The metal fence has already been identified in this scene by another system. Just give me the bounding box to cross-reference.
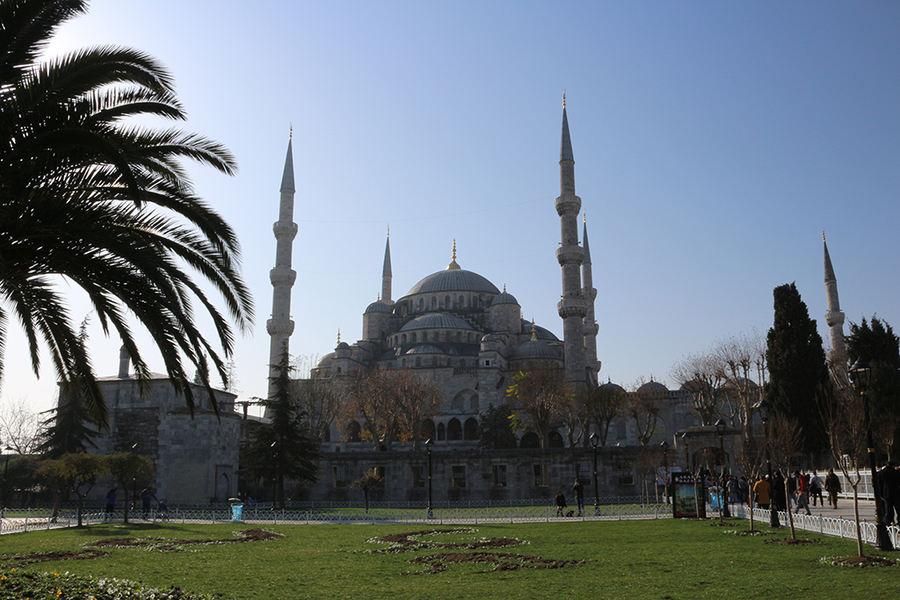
[730,504,899,548]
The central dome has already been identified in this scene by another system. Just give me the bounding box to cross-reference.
[406,269,500,295]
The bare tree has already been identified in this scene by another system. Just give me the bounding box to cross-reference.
[628,379,662,446]
[715,330,767,445]
[579,383,626,447]
[636,445,662,504]
[292,377,346,445]
[819,371,869,557]
[670,353,725,426]
[0,398,41,454]
[558,393,586,448]
[768,414,803,540]
[507,369,570,448]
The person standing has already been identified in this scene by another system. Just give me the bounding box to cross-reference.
[572,479,585,515]
[824,469,841,509]
[555,491,567,517]
[105,489,117,518]
[878,462,900,526]
[140,487,158,519]
[773,471,787,512]
[794,471,810,515]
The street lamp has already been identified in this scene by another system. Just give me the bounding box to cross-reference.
[2,446,14,509]
[715,419,730,519]
[660,440,669,505]
[270,441,280,510]
[425,438,434,519]
[849,358,894,551]
[590,433,599,514]
[757,400,780,528]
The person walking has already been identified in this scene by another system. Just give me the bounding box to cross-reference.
[809,471,824,507]
[555,491,567,517]
[794,471,810,515]
[824,469,841,509]
[753,476,771,510]
[773,471,787,512]
[105,489,117,519]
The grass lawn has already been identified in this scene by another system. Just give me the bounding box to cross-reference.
[0,519,896,599]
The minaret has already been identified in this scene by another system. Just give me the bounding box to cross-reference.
[555,95,588,387]
[382,227,393,305]
[266,134,298,397]
[823,231,847,370]
[582,214,599,383]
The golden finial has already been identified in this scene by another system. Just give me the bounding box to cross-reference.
[562,91,566,108]
[336,329,341,345]
[531,318,537,341]
[377,293,381,301]
[447,239,461,270]
[822,229,826,243]
[503,284,507,293]
[583,212,586,224]
[387,224,390,237]
[289,123,293,140]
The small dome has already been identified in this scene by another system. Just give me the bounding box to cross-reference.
[491,291,518,306]
[512,339,560,360]
[336,342,350,350]
[638,381,668,395]
[406,269,500,295]
[364,301,392,314]
[316,352,337,368]
[400,312,474,331]
[601,381,626,394]
[405,344,444,355]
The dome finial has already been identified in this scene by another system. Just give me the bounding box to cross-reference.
[387,224,390,237]
[503,284,507,293]
[447,239,461,270]
[289,123,293,140]
[562,91,566,108]
[531,318,537,341]
[336,328,341,345]
[822,229,826,243]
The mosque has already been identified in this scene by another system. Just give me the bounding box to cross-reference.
[268,100,601,448]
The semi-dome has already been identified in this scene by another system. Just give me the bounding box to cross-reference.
[406,269,500,296]
[405,344,444,355]
[400,312,474,331]
[512,339,560,360]
[601,381,626,394]
[519,319,559,341]
[364,300,392,314]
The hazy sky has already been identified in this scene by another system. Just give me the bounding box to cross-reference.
[3,0,898,419]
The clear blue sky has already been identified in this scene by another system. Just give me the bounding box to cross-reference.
[4,0,898,418]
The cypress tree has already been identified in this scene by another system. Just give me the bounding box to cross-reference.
[765,283,830,455]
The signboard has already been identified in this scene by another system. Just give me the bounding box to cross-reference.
[672,471,705,519]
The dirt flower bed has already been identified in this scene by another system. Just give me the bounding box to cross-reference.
[1,549,108,569]
[366,528,527,554]
[405,551,585,575]
[86,528,284,552]
[819,555,897,567]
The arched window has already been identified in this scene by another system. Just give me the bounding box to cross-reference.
[401,334,407,344]
[422,332,428,342]
[459,295,465,307]
[464,418,478,440]
[437,422,446,441]
[548,431,564,448]
[444,295,450,308]
[520,432,540,448]
[447,418,463,441]
[411,333,417,343]
[431,296,437,309]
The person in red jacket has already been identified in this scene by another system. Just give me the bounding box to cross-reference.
[794,471,810,515]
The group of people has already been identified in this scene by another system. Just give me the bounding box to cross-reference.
[103,487,163,519]
[751,469,843,512]
[554,479,587,517]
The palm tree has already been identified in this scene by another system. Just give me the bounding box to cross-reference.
[0,0,254,428]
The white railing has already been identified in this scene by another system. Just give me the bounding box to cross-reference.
[731,504,899,547]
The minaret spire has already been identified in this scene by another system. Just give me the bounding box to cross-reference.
[582,213,599,383]
[555,96,587,387]
[267,135,299,397]
[381,226,393,305]
[823,231,847,371]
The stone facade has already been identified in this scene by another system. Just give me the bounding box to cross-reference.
[78,366,241,504]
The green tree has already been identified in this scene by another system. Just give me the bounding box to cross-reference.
[106,452,153,523]
[0,0,254,428]
[38,452,106,526]
[240,348,321,508]
[478,403,518,449]
[351,468,385,515]
[765,283,829,456]
[846,316,900,459]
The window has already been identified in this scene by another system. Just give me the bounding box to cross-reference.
[333,466,348,488]
[615,419,627,440]
[617,461,634,486]
[374,466,386,481]
[452,465,466,488]
[447,418,462,441]
[576,463,591,486]
[533,463,549,487]
[492,464,508,487]
[411,465,425,488]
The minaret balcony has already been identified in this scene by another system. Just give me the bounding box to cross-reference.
[266,318,295,336]
[555,195,581,216]
[556,246,584,266]
[273,222,298,239]
[557,298,587,319]
[269,267,297,286]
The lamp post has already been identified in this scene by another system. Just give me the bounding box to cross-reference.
[590,433,599,514]
[270,441,280,510]
[425,438,434,519]
[849,358,894,551]
[2,446,14,508]
[661,440,669,505]
[716,420,730,519]
[758,400,780,528]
